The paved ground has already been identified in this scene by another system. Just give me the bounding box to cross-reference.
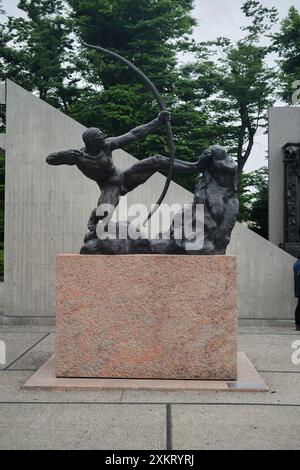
[0,325,300,450]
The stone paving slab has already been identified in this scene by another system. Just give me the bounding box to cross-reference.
[121,371,300,405]
[131,370,300,404]
[171,404,300,450]
[0,371,123,403]
[0,371,299,405]
[238,326,299,336]
[0,326,300,450]
[0,333,49,370]
[0,403,166,449]
[8,334,55,370]
[0,326,55,334]
[238,333,300,372]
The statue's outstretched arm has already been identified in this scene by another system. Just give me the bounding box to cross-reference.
[107,111,170,150]
[46,149,80,166]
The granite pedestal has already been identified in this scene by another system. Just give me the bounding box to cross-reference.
[56,255,237,380]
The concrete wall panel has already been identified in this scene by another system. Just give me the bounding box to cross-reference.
[228,224,296,321]
[0,82,5,104]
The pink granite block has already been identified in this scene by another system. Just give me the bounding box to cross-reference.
[56,255,237,380]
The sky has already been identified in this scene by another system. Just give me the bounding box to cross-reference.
[1,0,298,172]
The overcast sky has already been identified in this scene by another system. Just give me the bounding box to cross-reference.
[1,0,298,171]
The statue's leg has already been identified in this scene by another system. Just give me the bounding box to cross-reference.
[87,207,98,233]
[96,184,122,231]
[84,185,121,242]
[124,154,199,192]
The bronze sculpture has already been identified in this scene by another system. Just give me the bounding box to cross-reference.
[46,111,203,240]
[46,45,239,255]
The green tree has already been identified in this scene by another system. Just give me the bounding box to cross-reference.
[1,0,210,196]
[241,0,278,39]
[67,0,200,170]
[272,6,300,104]
[2,0,79,111]
[240,167,268,238]
[182,0,278,176]
[211,40,276,175]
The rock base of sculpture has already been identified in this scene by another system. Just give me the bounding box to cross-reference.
[56,254,238,380]
[80,220,216,255]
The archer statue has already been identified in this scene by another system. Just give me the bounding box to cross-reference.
[46,110,203,241]
[46,42,239,255]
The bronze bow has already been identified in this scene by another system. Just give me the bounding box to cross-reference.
[82,41,175,225]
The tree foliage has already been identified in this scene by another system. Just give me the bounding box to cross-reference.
[180,1,278,176]
[241,0,278,39]
[1,0,79,110]
[239,167,268,238]
[272,6,300,104]
[66,0,201,169]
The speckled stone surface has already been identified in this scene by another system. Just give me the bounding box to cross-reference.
[56,255,237,380]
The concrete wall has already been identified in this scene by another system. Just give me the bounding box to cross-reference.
[2,81,296,324]
[0,83,5,324]
[269,107,300,247]
[228,224,296,324]
[0,82,5,104]
[0,282,3,315]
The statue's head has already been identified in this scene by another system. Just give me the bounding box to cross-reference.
[83,127,107,155]
[210,145,227,161]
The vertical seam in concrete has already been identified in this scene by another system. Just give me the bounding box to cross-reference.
[166,404,173,450]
